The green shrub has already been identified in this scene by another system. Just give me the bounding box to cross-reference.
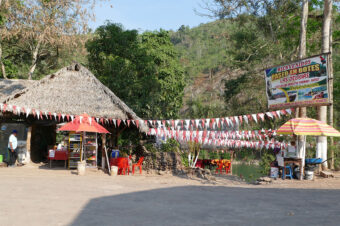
[259,150,275,175]
[161,139,180,152]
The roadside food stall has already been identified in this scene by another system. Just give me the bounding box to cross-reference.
[48,113,109,169]
[276,117,340,180]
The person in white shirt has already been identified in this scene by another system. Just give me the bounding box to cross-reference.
[8,130,18,167]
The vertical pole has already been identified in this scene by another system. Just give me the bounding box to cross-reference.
[297,0,308,179]
[317,0,332,170]
[101,133,106,170]
[26,126,32,164]
[230,151,233,175]
[328,24,334,169]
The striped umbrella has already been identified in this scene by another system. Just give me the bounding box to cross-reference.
[277,118,340,137]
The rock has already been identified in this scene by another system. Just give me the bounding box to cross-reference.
[205,175,216,181]
[255,176,272,185]
[320,171,334,178]
[157,170,165,176]
[204,169,211,175]
[195,168,205,179]
[0,162,7,168]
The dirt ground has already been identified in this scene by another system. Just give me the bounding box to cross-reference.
[1,164,340,226]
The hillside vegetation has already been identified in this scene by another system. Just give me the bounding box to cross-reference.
[170,12,340,128]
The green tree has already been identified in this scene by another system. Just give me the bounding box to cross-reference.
[86,22,186,119]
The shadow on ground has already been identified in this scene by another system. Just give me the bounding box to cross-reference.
[70,186,340,226]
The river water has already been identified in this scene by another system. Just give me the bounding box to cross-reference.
[232,163,264,183]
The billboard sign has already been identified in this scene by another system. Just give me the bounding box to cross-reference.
[265,54,329,110]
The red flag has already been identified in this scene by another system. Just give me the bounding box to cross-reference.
[210,118,215,128]
[272,111,278,118]
[136,120,139,128]
[201,119,205,128]
[117,120,121,127]
[238,116,243,124]
[127,120,131,127]
[49,112,52,120]
[2,104,7,112]
[32,109,36,117]
[57,113,61,121]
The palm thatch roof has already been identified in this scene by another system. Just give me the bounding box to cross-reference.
[0,79,37,102]
[1,63,148,132]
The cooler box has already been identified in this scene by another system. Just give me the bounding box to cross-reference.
[305,158,322,164]
[111,150,119,158]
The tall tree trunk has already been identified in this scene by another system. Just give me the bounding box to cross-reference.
[0,42,8,79]
[317,0,332,170]
[298,0,308,59]
[297,0,308,178]
[28,40,42,80]
[0,0,8,79]
[329,17,334,169]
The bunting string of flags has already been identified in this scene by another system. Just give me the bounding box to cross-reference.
[0,103,293,138]
[148,128,278,141]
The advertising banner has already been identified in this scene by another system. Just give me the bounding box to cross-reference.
[265,54,329,109]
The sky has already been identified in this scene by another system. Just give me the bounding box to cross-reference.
[90,0,213,32]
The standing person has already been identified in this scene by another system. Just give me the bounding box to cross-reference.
[8,130,18,167]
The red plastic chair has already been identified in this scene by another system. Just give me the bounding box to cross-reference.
[111,157,129,175]
[215,161,224,174]
[120,158,130,175]
[132,157,144,175]
[225,162,231,174]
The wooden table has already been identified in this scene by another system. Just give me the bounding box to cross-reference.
[48,150,68,168]
[283,157,303,180]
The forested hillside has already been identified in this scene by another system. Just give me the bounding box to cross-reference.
[170,6,340,128]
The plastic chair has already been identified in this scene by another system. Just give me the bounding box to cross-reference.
[116,158,129,175]
[215,161,224,174]
[224,161,231,174]
[132,157,144,175]
[282,165,293,179]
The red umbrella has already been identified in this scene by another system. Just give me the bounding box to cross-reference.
[58,113,109,134]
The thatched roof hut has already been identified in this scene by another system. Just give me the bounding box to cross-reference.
[1,63,147,132]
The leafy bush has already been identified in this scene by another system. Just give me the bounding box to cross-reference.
[259,150,276,175]
[181,153,189,167]
[161,139,180,153]
[144,143,158,153]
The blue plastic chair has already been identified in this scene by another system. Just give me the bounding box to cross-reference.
[282,166,293,179]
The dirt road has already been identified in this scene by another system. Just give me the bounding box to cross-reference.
[1,165,340,226]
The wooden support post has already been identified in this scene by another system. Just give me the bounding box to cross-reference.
[101,133,106,170]
[230,151,233,175]
[26,126,32,164]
